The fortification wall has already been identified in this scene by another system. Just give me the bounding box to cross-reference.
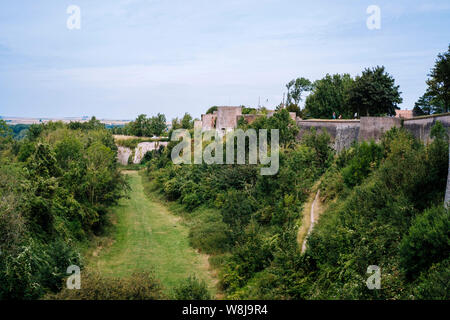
[216,107,242,131]
[117,146,132,165]
[334,123,361,152]
[297,119,360,152]
[133,141,168,164]
[194,120,202,129]
[297,114,450,151]
[403,114,450,143]
[239,114,260,124]
[201,114,216,130]
[359,117,402,142]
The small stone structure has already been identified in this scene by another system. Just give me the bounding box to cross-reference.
[197,106,296,135]
[216,106,243,134]
[201,113,217,131]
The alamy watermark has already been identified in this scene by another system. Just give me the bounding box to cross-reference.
[366,265,381,289]
[67,5,81,30]
[366,5,381,30]
[170,129,279,175]
[66,265,81,289]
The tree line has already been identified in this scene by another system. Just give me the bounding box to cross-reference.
[281,45,449,119]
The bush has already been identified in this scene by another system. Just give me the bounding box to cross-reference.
[50,271,165,300]
[189,209,231,254]
[399,206,449,279]
[341,141,382,187]
[172,275,211,300]
[413,258,449,300]
[319,166,345,201]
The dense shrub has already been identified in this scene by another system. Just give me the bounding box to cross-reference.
[171,275,211,300]
[399,206,450,279]
[189,209,231,254]
[413,258,450,300]
[50,271,165,300]
[0,121,127,299]
[341,141,383,187]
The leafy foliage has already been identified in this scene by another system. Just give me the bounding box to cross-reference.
[49,271,165,300]
[304,73,354,119]
[0,121,127,299]
[347,66,402,117]
[415,45,450,114]
[145,117,448,299]
[172,275,211,300]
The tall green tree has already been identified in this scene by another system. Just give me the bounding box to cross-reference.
[286,77,312,106]
[414,45,450,114]
[149,113,167,136]
[130,114,148,136]
[0,120,12,138]
[180,113,193,130]
[304,73,354,118]
[413,93,435,116]
[347,66,402,117]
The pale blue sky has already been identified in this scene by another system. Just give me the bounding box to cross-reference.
[1,0,449,120]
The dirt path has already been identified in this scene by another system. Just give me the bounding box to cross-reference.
[89,171,216,293]
[300,190,320,253]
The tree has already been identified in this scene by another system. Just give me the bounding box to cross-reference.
[347,66,402,116]
[130,114,148,137]
[286,77,312,106]
[249,109,299,148]
[286,104,301,117]
[413,93,434,116]
[415,45,450,114]
[181,113,193,130]
[85,116,104,130]
[172,275,211,300]
[149,113,167,136]
[304,74,354,118]
[399,206,449,279]
[0,120,12,138]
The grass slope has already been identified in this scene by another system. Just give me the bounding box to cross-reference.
[89,170,215,292]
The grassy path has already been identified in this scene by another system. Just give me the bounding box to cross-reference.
[89,171,215,292]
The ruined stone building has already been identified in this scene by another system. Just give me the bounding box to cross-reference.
[195,106,296,136]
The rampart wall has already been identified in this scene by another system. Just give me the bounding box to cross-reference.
[297,113,450,152]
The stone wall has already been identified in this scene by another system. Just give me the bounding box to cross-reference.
[117,141,169,165]
[133,141,168,164]
[297,114,450,152]
[201,113,216,130]
[358,117,402,142]
[334,123,361,152]
[403,114,450,143]
[194,120,203,129]
[239,114,260,124]
[297,119,360,152]
[117,146,132,165]
[216,107,242,132]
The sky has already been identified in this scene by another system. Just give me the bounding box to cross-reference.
[0,0,449,121]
